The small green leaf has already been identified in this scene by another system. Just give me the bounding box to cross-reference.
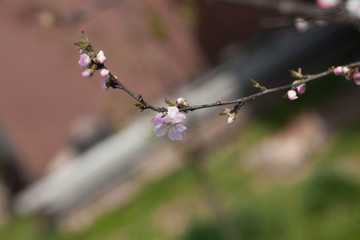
[250,78,261,88]
[164,98,175,107]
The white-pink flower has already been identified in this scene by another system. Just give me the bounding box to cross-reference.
[100,68,110,78]
[346,0,360,19]
[317,0,340,9]
[97,50,107,64]
[151,107,186,141]
[287,89,298,100]
[78,54,91,69]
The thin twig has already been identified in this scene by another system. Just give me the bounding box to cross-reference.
[105,61,360,113]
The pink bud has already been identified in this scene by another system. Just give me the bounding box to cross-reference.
[101,81,108,90]
[355,80,360,85]
[100,68,110,78]
[97,50,106,64]
[176,98,185,105]
[176,97,189,106]
[78,54,91,69]
[287,89,298,100]
[333,66,342,75]
[354,72,360,80]
[297,84,306,95]
[316,0,340,9]
[81,69,93,78]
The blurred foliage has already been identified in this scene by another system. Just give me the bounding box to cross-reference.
[179,0,198,28]
[148,13,168,40]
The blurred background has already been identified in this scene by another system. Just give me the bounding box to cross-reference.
[1,0,360,239]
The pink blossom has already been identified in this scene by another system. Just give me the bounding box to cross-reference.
[297,84,306,95]
[78,54,91,69]
[151,107,186,141]
[316,0,340,9]
[354,72,360,85]
[97,50,107,64]
[81,69,93,78]
[101,81,108,90]
[333,66,343,75]
[100,68,110,78]
[354,72,360,79]
[287,89,298,100]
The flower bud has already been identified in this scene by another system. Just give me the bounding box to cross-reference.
[227,112,235,124]
[354,72,360,80]
[176,97,189,106]
[97,50,106,64]
[333,66,343,75]
[101,81,108,91]
[81,69,94,78]
[287,89,298,100]
[100,68,110,78]
[354,72,360,85]
[297,84,306,95]
[78,54,91,69]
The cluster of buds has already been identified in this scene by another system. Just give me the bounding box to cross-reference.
[220,108,236,124]
[333,66,360,85]
[78,50,107,77]
[76,33,110,90]
[287,80,306,100]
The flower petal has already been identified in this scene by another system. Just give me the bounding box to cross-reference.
[167,107,179,119]
[168,127,184,141]
[175,124,186,132]
[173,112,186,124]
[154,124,168,136]
[151,114,164,125]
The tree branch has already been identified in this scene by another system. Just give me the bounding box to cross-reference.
[104,61,360,113]
[76,33,360,116]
